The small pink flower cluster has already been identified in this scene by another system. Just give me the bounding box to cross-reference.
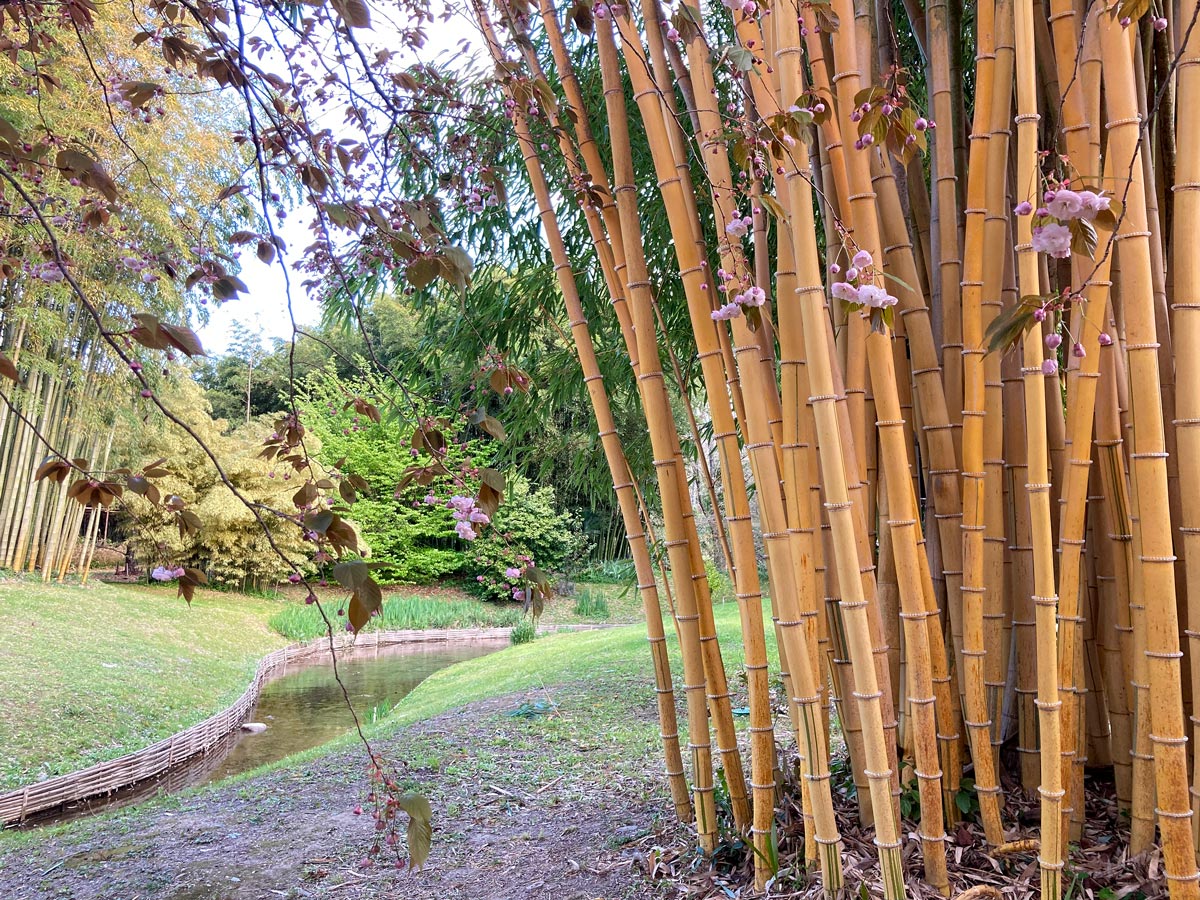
[829,250,897,309]
[725,211,755,239]
[425,494,490,540]
[151,565,186,582]
[711,268,769,321]
[1029,188,1111,259]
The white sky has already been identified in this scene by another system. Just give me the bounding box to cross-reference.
[196,11,486,355]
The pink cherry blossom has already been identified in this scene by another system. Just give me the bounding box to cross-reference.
[831,281,860,303]
[856,284,895,308]
[1077,191,1111,221]
[742,286,767,307]
[852,249,873,269]
[1046,189,1084,220]
[1032,223,1072,259]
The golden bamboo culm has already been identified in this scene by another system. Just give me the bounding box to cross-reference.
[472,0,1200,897]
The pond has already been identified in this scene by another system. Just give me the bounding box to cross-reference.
[22,637,507,826]
[200,639,505,783]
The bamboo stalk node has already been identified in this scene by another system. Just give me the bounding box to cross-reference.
[1165,871,1200,884]
[1154,806,1194,820]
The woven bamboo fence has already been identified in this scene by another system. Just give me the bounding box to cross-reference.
[0,627,516,826]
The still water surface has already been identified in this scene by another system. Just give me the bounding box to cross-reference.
[202,639,504,782]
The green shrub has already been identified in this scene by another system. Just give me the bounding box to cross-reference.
[269,594,524,641]
[464,477,586,603]
[304,369,583,590]
[509,620,537,645]
[705,558,734,603]
[573,586,611,619]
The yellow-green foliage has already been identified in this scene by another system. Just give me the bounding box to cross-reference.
[119,379,316,588]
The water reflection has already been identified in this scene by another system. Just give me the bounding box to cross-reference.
[21,639,505,827]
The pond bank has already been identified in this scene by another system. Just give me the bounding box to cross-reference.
[0,624,695,899]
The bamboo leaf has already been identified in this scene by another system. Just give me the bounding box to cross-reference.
[879,270,915,294]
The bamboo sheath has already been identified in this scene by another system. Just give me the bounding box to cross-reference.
[474,9,692,825]
[1100,11,1199,895]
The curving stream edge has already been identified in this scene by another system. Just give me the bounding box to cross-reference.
[0,627,518,826]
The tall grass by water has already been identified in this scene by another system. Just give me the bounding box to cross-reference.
[572,585,611,619]
[268,594,525,642]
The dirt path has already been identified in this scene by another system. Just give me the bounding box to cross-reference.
[0,687,679,900]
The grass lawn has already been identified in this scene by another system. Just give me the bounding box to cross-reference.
[220,594,777,785]
[0,579,288,791]
[0,571,726,797]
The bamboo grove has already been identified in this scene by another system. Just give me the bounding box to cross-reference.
[466,0,1200,896]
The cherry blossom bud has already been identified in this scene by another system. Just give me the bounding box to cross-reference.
[1014,201,1033,216]
[1072,342,1086,358]
[1041,358,1058,375]
[1098,332,1113,347]
[1045,333,1062,349]
[914,117,928,131]
[1154,17,1168,32]
[1033,308,1046,322]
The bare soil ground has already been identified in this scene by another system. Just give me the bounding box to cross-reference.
[0,689,680,900]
